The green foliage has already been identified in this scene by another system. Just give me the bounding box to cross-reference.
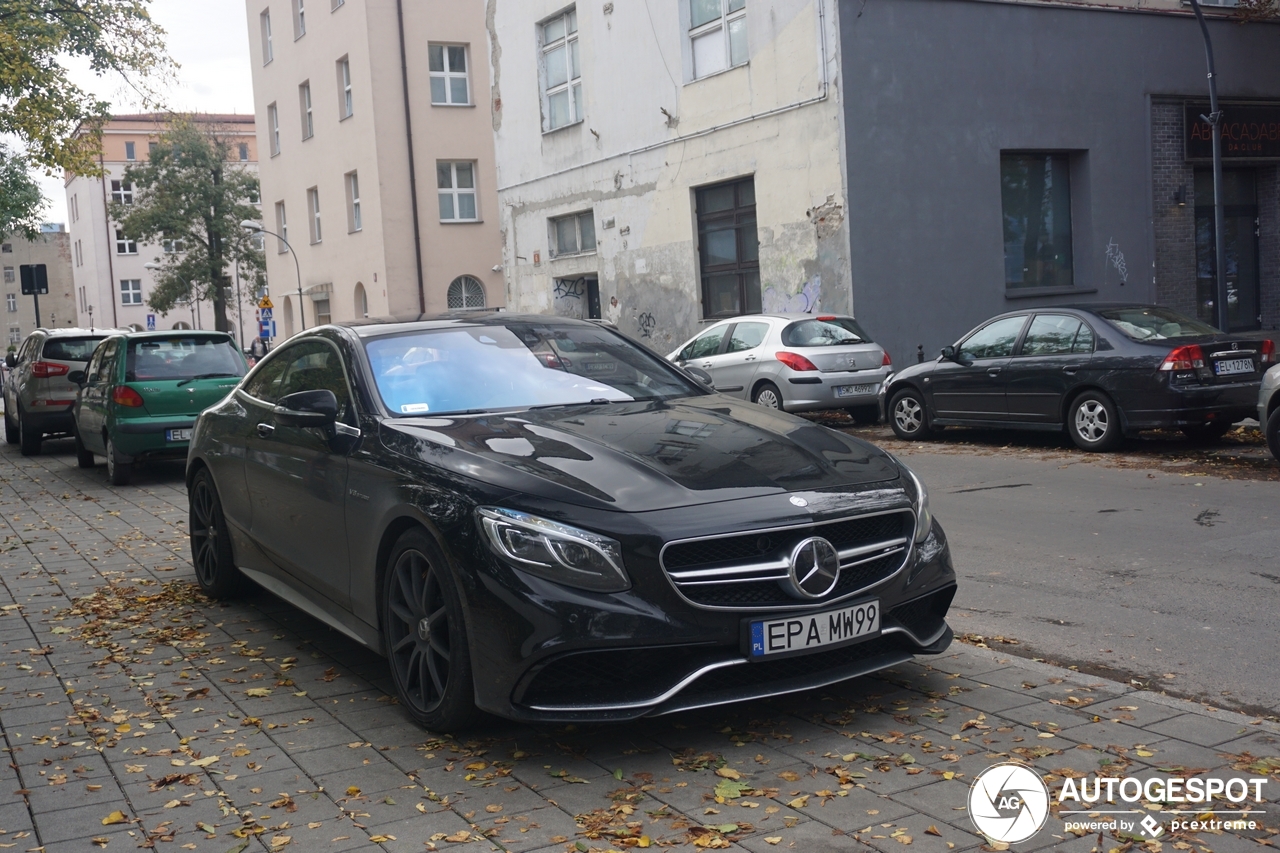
[112,116,264,332]
[0,144,46,240]
[0,0,174,176]
[1234,0,1278,19]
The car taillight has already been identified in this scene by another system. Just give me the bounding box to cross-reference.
[1159,344,1205,372]
[31,361,70,378]
[1262,340,1276,364]
[112,386,145,408]
[882,351,892,367]
[775,351,819,372]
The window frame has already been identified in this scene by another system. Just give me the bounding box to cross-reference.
[268,103,280,155]
[115,229,138,255]
[5,293,15,313]
[238,142,250,161]
[2,266,12,284]
[293,0,306,39]
[337,56,353,118]
[162,235,186,254]
[307,186,322,243]
[687,0,749,81]
[261,8,274,63]
[120,279,143,306]
[1000,151,1076,293]
[696,176,760,320]
[275,201,289,253]
[548,210,596,258]
[345,171,362,233]
[446,275,486,310]
[110,180,133,205]
[436,161,479,223]
[124,141,136,161]
[299,81,314,140]
[538,8,582,132]
[429,43,471,106]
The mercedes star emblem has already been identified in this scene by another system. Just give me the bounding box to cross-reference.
[786,537,841,599]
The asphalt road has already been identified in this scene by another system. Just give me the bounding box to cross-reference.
[874,430,1280,716]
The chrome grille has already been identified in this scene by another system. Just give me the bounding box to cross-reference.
[660,509,913,611]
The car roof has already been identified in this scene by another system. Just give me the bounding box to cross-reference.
[334,311,610,339]
[109,329,234,339]
[36,327,122,337]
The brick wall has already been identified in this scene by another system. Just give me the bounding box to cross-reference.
[1151,100,1200,319]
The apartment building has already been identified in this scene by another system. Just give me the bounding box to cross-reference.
[1,225,78,348]
[63,114,262,339]
[243,0,504,337]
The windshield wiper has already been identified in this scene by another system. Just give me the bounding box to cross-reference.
[176,372,240,388]
[528,398,614,410]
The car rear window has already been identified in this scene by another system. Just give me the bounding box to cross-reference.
[40,337,105,362]
[781,317,871,347]
[1097,307,1220,341]
[126,337,247,382]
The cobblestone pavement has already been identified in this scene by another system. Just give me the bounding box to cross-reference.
[0,438,1277,853]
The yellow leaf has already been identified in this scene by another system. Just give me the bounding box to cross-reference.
[778,770,800,782]
[485,804,502,813]
[345,786,361,797]
[926,825,942,836]
[189,756,219,767]
[763,838,782,846]
[638,837,652,848]
[368,836,395,843]
[164,799,181,809]
[115,723,131,733]
[102,810,128,825]
[443,831,471,842]
[464,761,487,771]
[1135,749,1155,758]
[787,795,809,809]
[1036,732,1055,739]
[270,835,292,849]
[246,687,272,697]
[415,802,427,813]
[893,834,913,844]
[715,767,741,780]
[942,771,955,780]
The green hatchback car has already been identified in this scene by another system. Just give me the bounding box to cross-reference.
[70,331,248,485]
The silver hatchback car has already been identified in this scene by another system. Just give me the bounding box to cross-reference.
[5,327,116,455]
[668,313,892,422]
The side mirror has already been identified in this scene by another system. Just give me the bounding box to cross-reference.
[940,345,956,361]
[274,389,339,428]
[4,354,16,369]
[686,366,715,388]
[68,370,86,386]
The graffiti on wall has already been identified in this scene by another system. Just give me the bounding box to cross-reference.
[762,275,821,314]
[1105,238,1129,284]
[636,312,657,339]
[553,277,586,300]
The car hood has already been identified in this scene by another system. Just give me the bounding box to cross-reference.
[379,396,901,512]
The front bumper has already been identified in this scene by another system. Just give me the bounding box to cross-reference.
[781,369,891,413]
[455,491,957,723]
[1120,380,1261,431]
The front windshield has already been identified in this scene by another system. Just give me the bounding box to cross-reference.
[126,337,247,382]
[365,323,702,416]
[1096,307,1220,341]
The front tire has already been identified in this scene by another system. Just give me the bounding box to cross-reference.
[1067,391,1122,452]
[188,468,246,599]
[105,436,132,485]
[889,388,932,440]
[753,381,783,410]
[847,404,880,426]
[74,425,95,468]
[4,405,17,445]
[1266,407,1280,462]
[18,405,40,456]
[381,528,475,731]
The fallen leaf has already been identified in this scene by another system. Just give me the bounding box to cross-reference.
[189,756,218,767]
[367,835,395,843]
[715,767,741,780]
[270,835,292,849]
[763,839,782,846]
[345,786,361,797]
[101,810,128,825]
[926,825,942,836]
[444,831,471,842]
[245,687,272,697]
[484,804,502,813]
[786,795,809,809]
[778,770,800,782]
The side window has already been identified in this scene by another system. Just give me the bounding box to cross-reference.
[1020,315,1082,357]
[1073,323,1095,354]
[681,326,728,361]
[958,316,1026,361]
[727,322,768,353]
[18,335,37,363]
[84,347,103,384]
[95,341,118,383]
[242,348,294,404]
[275,340,355,421]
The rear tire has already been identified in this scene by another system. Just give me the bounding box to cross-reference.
[1266,408,1280,463]
[1180,421,1232,443]
[752,381,783,410]
[381,528,475,732]
[74,425,95,469]
[17,405,40,456]
[105,436,132,486]
[889,388,932,440]
[188,468,246,599]
[4,405,17,445]
[847,404,880,426]
[1067,391,1122,452]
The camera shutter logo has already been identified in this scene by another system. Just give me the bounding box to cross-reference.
[968,762,1050,844]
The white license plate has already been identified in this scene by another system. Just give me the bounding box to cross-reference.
[166,428,192,442]
[835,384,878,398]
[749,600,880,658]
[1214,358,1253,377]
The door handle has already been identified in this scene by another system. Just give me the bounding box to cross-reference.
[744,355,756,361]
[987,368,1002,376]
[1061,367,1078,376]
[256,423,275,438]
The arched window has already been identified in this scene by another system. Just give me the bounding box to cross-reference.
[282,295,294,338]
[354,282,368,318]
[172,321,192,330]
[127,323,145,332]
[447,275,485,310]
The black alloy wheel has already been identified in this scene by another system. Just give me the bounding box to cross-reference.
[382,529,474,731]
[1067,390,1122,452]
[188,469,246,599]
[889,388,932,440]
[1180,421,1232,443]
[17,405,40,456]
[753,381,783,410]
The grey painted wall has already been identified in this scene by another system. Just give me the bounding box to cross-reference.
[838,0,1280,365]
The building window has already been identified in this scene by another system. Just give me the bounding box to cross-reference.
[2,267,12,284]
[337,56,353,118]
[447,275,486,310]
[125,141,136,161]
[148,141,158,156]
[162,235,185,253]
[238,142,249,161]
[247,185,260,205]
[307,187,322,243]
[120,279,143,305]
[268,103,280,155]
[437,162,477,222]
[115,230,138,255]
[275,201,288,253]
[5,293,15,312]
[8,327,20,345]
[689,0,748,80]
[354,281,368,317]
[332,0,344,8]
[261,8,273,63]
[70,195,78,222]
[429,44,470,105]
[313,297,331,325]
[549,211,596,257]
[1000,152,1074,291]
[293,0,306,38]
[0,244,9,253]
[74,240,82,266]
[110,180,133,205]
[299,82,314,139]
[696,177,759,318]
[539,8,581,131]
[346,171,362,232]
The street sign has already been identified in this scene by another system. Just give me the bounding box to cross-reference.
[146,314,156,330]
[259,307,273,321]
[259,319,276,339]
[19,265,48,296]
[258,296,274,309]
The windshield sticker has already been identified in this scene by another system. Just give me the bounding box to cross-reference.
[401,403,431,413]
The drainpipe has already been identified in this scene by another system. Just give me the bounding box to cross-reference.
[395,0,427,314]
[1188,0,1229,332]
[98,152,120,329]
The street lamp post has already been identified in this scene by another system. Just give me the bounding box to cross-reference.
[143,263,198,329]
[1187,0,1230,332]
[241,220,305,333]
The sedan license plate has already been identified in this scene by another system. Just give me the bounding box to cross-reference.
[166,428,192,442]
[1214,358,1254,377]
[835,383,878,398]
[748,600,879,659]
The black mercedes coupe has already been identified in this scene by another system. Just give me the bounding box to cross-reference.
[186,314,956,730]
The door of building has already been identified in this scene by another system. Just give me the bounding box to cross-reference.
[1195,169,1260,332]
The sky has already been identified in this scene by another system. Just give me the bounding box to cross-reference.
[35,0,255,225]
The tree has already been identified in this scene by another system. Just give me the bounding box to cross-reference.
[112,117,264,333]
[0,0,173,176]
[0,145,46,240]
[1235,0,1278,19]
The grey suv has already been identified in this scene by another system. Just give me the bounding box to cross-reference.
[1261,363,1280,461]
[5,328,115,455]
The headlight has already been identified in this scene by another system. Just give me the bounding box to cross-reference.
[477,507,631,593]
[904,465,932,543]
